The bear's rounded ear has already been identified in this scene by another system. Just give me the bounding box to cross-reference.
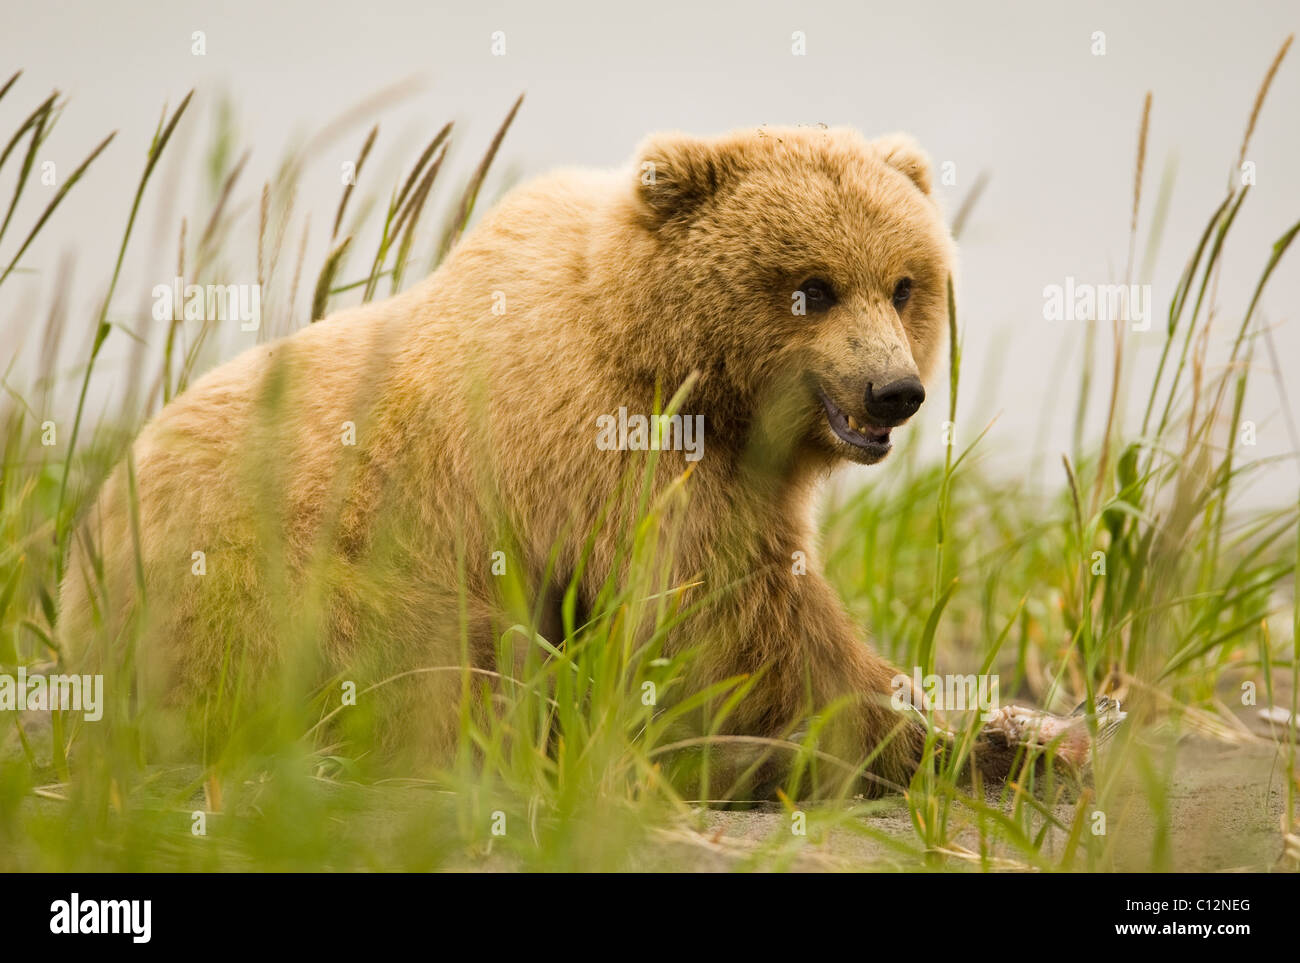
[872,133,933,195]
[633,132,727,228]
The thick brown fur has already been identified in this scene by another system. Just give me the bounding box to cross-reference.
[59,125,955,792]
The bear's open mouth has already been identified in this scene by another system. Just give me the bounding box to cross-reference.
[819,390,892,454]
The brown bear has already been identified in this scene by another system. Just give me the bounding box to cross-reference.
[58,125,1093,793]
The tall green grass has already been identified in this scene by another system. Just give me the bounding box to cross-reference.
[0,41,1297,871]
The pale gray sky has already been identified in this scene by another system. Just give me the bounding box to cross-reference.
[4,0,1298,502]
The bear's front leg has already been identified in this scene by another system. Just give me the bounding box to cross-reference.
[679,565,926,799]
[676,562,1125,800]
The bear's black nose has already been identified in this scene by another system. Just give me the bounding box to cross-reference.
[864,376,925,425]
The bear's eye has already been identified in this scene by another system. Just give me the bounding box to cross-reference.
[892,278,913,310]
[797,278,837,313]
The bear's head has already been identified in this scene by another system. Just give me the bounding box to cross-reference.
[631,125,954,467]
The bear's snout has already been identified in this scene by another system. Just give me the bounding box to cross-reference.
[864,376,925,426]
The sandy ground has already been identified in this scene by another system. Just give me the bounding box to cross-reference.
[638,711,1297,872]
[6,698,1295,872]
